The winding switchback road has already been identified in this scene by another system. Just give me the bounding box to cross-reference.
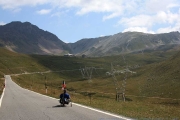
[0,75,131,120]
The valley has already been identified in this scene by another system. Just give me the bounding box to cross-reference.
[0,47,180,119]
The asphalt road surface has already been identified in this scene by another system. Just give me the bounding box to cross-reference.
[0,75,131,120]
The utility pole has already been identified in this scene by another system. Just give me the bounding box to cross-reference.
[111,63,122,101]
[122,55,128,102]
[111,54,128,102]
[45,76,48,94]
[31,74,34,90]
[80,67,93,80]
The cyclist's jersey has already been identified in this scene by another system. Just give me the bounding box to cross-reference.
[60,93,70,99]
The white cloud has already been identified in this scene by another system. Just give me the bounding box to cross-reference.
[167,3,180,9]
[51,12,61,17]
[0,0,180,34]
[145,0,179,13]
[150,10,180,25]
[37,9,51,15]
[0,0,123,20]
[1,0,179,20]
[50,0,141,20]
[157,19,180,33]
[119,10,180,28]
[157,27,175,33]
[166,11,179,24]
[58,0,124,20]
[119,4,180,33]
[122,27,155,34]
[103,12,121,21]
[100,35,105,37]
[156,11,167,23]
[0,21,6,25]
[0,0,50,10]
[119,15,153,27]
[12,8,21,13]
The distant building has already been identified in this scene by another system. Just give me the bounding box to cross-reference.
[82,54,86,58]
[64,53,75,57]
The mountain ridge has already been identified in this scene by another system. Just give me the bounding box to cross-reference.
[0,21,180,56]
[0,21,71,55]
[69,31,180,56]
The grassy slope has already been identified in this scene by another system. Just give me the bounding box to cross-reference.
[126,51,180,99]
[0,47,48,96]
[0,78,4,96]
[143,51,180,98]
[0,48,48,77]
[1,47,180,119]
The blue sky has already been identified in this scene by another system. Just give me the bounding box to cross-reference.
[0,0,180,43]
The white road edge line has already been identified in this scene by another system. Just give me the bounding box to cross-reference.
[0,76,6,108]
[8,75,132,120]
[0,88,5,108]
[72,103,131,120]
[24,89,131,120]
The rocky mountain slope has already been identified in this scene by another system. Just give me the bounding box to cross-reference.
[69,32,180,56]
[0,21,180,56]
[0,21,70,55]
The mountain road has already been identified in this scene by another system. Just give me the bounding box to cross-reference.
[0,75,131,120]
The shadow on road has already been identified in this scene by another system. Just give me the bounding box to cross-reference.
[52,105,70,108]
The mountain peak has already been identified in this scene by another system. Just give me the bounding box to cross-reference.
[0,21,70,55]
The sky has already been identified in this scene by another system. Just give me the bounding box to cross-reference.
[0,0,180,43]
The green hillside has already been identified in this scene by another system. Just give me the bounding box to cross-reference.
[140,51,180,98]
[0,48,48,78]
[1,47,180,119]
